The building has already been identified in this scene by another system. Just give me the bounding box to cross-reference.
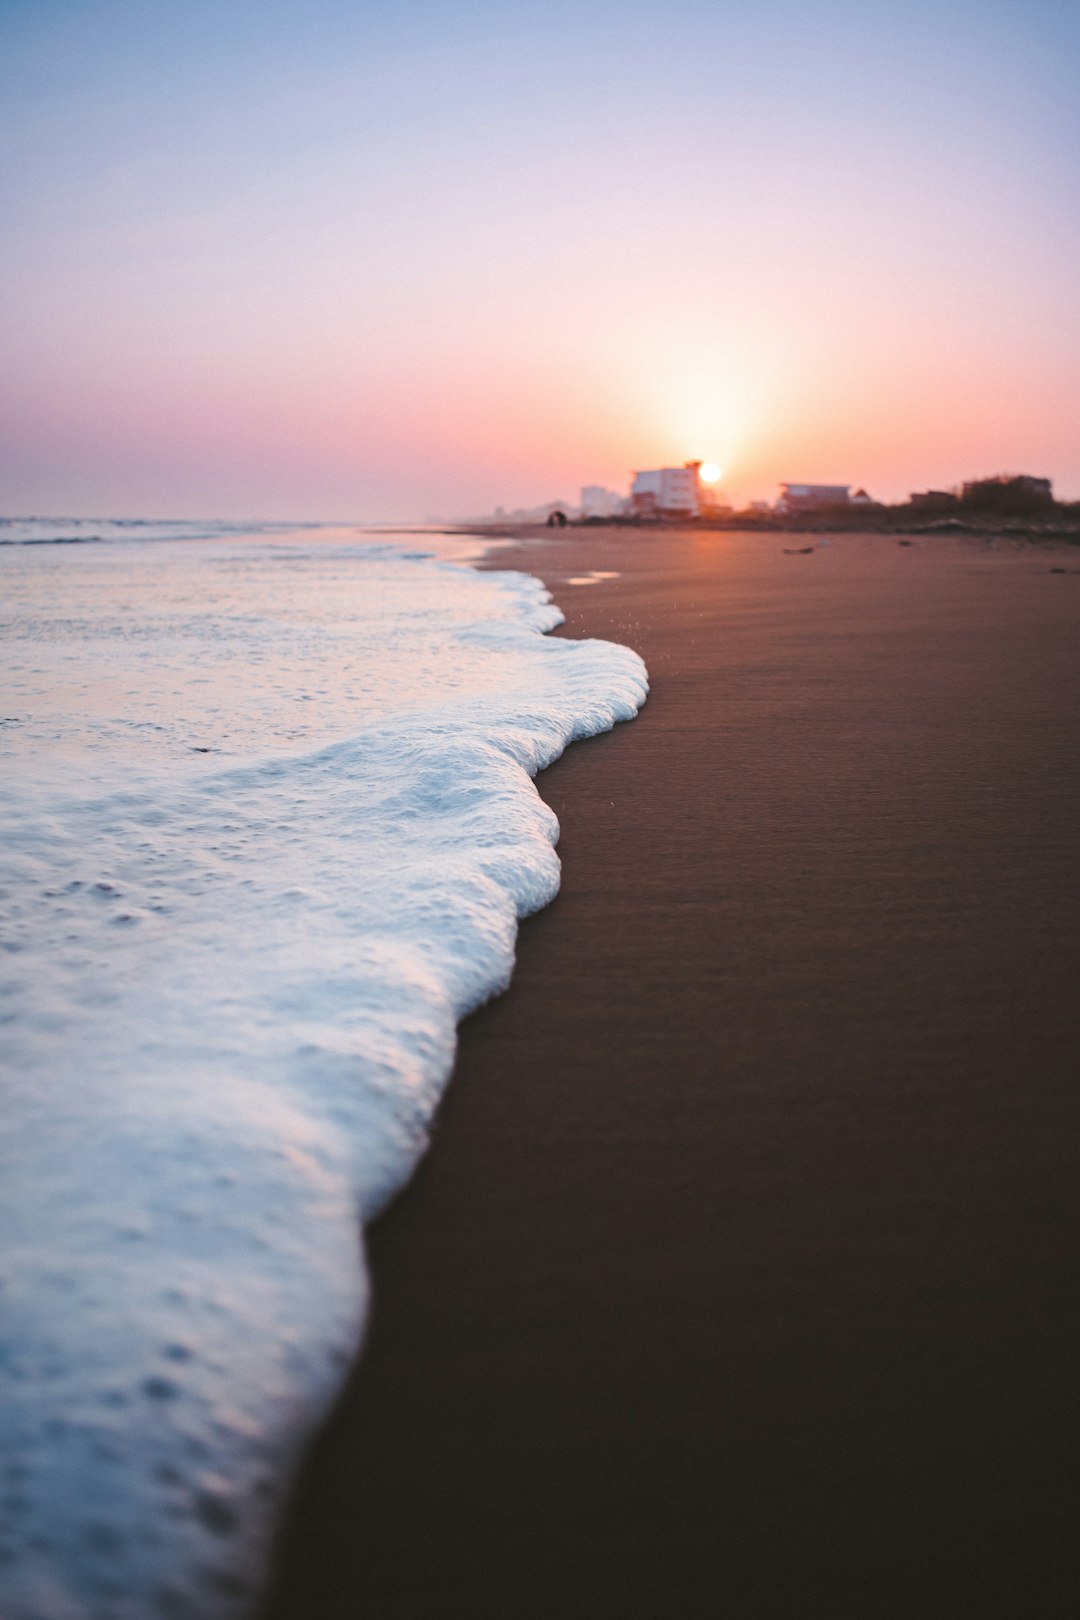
[909,490,957,508]
[777,483,851,512]
[579,485,625,519]
[961,474,1052,501]
[631,464,701,517]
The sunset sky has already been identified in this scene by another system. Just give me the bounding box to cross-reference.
[2,0,1078,520]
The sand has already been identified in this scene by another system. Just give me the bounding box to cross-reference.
[261,529,1080,1618]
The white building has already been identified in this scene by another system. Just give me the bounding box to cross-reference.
[579,485,625,518]
[631,464,700,516]
[777,483,851,512]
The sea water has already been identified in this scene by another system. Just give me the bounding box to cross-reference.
[0,522,647,1618]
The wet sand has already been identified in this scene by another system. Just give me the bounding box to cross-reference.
[262,530,1080,1618]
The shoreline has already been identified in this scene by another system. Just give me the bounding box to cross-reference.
[262,528,1080,1617]
[450,514,1080,544]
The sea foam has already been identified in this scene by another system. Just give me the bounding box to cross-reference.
[0,527,647,1618]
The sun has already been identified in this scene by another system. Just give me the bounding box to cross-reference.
[698,461,723,484]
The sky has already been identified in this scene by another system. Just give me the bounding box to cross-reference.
[1,0,1078,519]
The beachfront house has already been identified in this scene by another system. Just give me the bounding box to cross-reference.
[961,474,1053,501]
[776,483,851,513]
[580,485,626,519]
[631,464,701,517]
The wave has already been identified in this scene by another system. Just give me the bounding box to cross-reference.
[0,531,647,1617]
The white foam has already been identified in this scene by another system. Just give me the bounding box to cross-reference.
[0,529,647,1617]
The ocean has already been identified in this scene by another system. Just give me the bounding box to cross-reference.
[0,520,648,1618]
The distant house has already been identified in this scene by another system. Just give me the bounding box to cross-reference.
[579,485,625,519]
[961,474,1052,501]
[777,483,851,512]
[910,490,957,508]
[850,488,876,506]
[631,464,700,517]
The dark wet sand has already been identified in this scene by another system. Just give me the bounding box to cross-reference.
[263,530,1080,1618]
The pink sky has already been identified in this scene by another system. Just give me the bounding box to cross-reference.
[2,1,1078,518]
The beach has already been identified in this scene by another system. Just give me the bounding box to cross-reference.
[262,528,1080,1618]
